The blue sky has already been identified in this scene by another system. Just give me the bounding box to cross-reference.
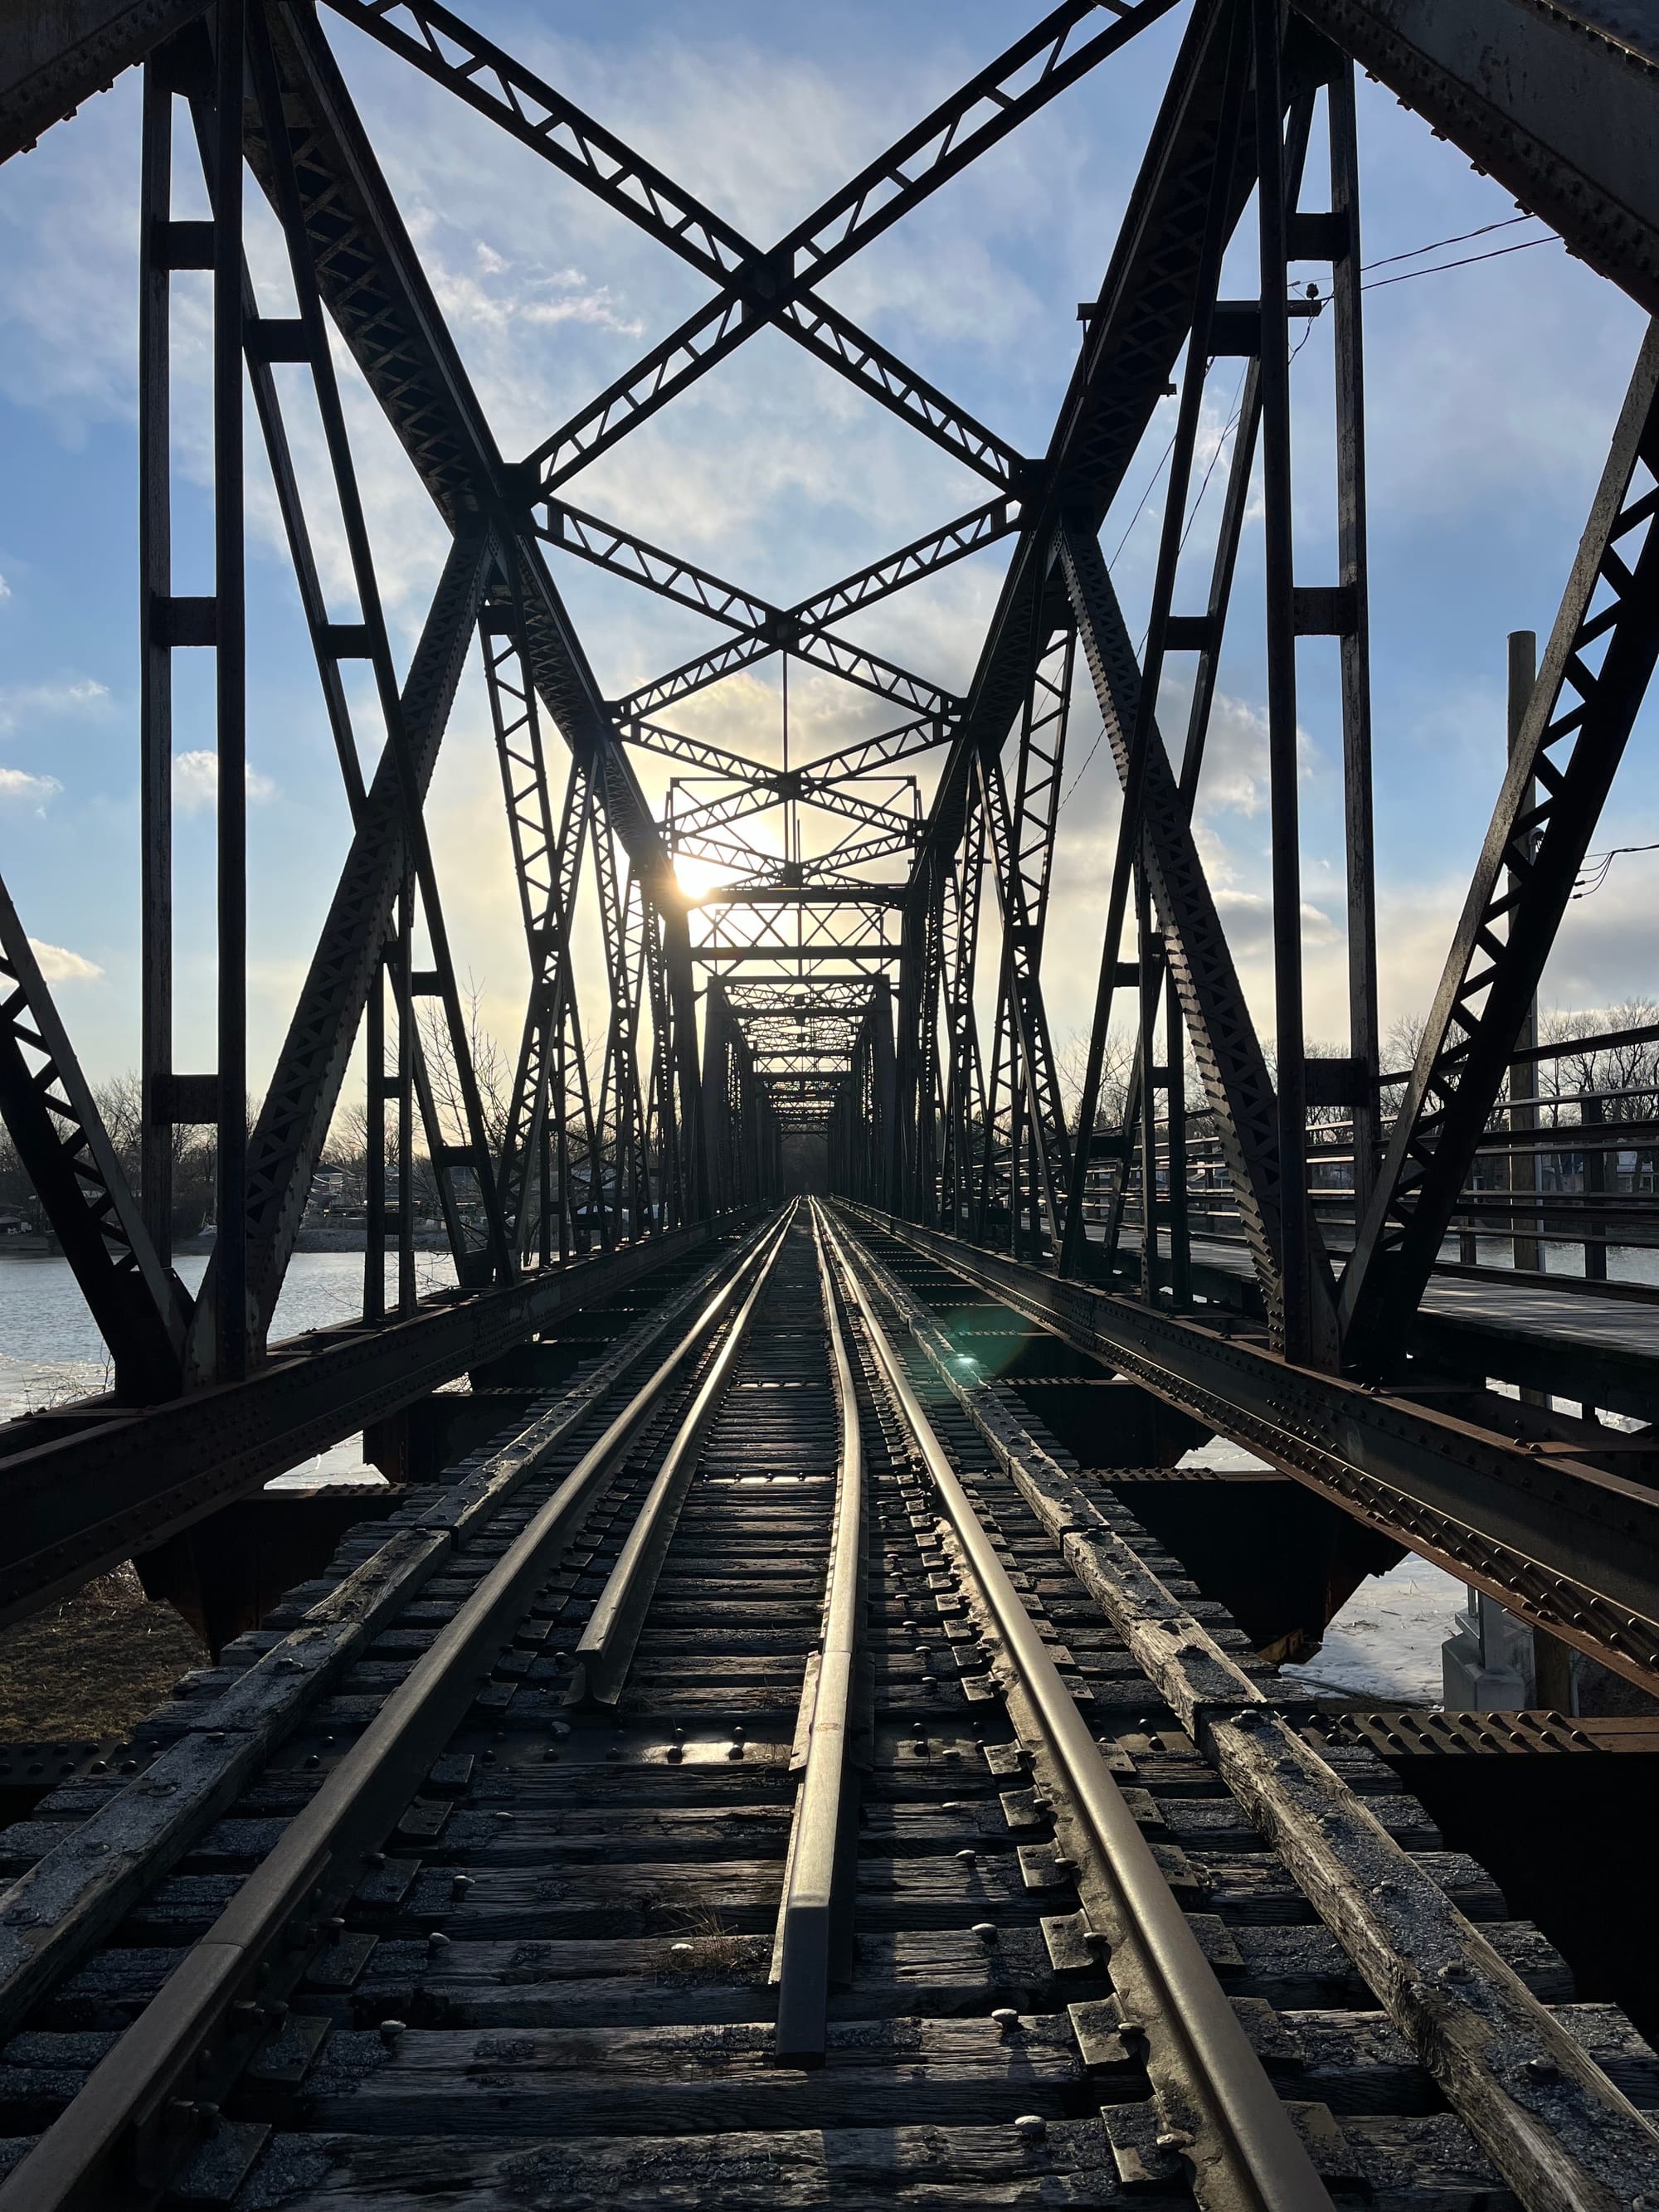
[0,0,1652,1106]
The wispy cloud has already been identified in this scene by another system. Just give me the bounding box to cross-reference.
[28,937,101,982]
[416,233,645,341]
[0,767,62,805]
[173,751,280,815]
[0,676,109,733]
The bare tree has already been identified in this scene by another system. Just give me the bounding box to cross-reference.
[1540,999,1659,1122]
[1055,1026,1135,1131]
[418,977,513,1156]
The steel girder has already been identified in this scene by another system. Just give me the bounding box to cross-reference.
[321,0,1044,491]
[6,0,1659,1651]
[542,503,965,728]
[18,0,1659,316]
[1340,325,1659,1373]
[1291,0,1659,317]
[847,1202,1659,1702]
[484,0,1180,493]
[0,0,212,163]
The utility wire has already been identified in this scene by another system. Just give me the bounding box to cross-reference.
[1362,232,1559,291]
[1108,420,1182,564]
[1574,840,1659,898]
[1359,211,1538,274]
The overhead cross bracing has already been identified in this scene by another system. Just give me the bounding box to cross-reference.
[2,0,1659,1737]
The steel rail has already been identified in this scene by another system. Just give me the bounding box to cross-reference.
[771,1202,867,2065]
[841,1205,1659,2212]
[0,1209,789,2212]
[567,1203,798,1705]
[817,1207,1335,2212]
[846,1201,1659,1687]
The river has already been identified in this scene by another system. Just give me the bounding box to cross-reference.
[0,1250,459,1483]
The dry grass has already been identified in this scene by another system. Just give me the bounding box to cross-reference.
[657,1907,771,1986]
[0,1565,205,1740]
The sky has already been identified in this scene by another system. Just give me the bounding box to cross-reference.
[0,0,1652,1117]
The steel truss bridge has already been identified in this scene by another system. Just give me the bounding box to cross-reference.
[2,0,1659,1710]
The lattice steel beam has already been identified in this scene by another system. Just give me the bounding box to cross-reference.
[516,1,1177,489]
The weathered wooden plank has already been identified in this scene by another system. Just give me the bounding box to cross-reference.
[236,2117,1161,2208]
[1196,1851,1506,1926]
[297,2015,1097,2136]
[406,1853,1048,1940]
[345,1928,1082,2029]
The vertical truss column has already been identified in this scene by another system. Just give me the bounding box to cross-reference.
[212,0,249,1379]
[1254,0,1313,1360]
[139,55,175,1270]
[589,790,650,1241]
[1328,55,1380,1223]
[938,786,988,1232]
[241,10,509,1298]
[481,590,602,1262]
[643,902,681,1232]
[976,623,1076,1257]
[893,862,936,1221]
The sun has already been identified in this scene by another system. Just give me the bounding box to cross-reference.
[672,854,733,902]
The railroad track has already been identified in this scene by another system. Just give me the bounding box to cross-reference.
[0,1202,1655,2210]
